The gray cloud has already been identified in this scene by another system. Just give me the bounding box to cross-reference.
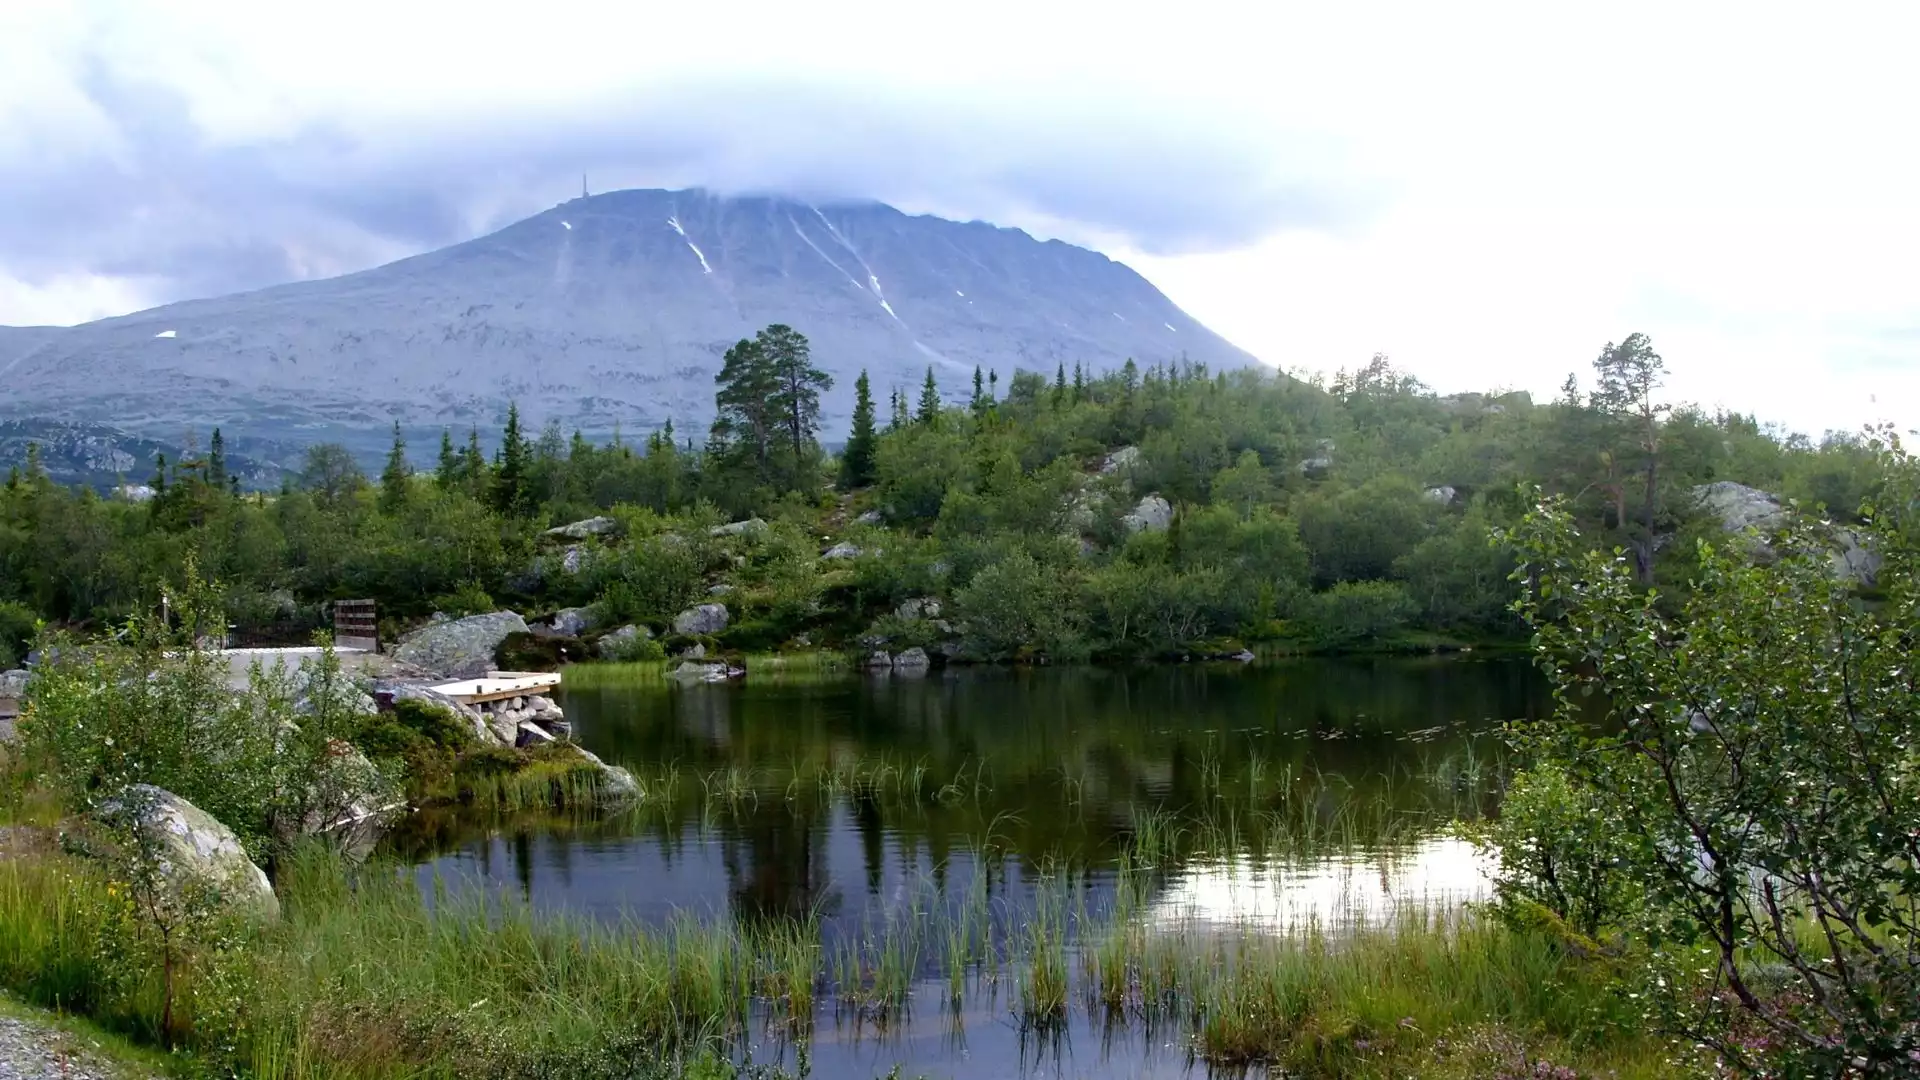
[0,64,1377,320]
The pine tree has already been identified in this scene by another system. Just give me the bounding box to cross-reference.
[917,368,941,425]
[1053,363,1067,410]
[493,402,530,515]
[712,336,780,479]
[379,421,411,514]
[762,324,832,477]
[840,369,878,489]
[207,428,228,491]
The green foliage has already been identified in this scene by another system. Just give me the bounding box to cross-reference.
[1293,581,1415,648]
[431,579,496,618]
[953,551,1084,661]
[1501,439,1920,1075]
[1469,763,1633,938]
[494,631,586,672]
[0,599,37,669]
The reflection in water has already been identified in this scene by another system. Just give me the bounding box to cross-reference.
[1147,838,1494,934]
[390,657,1546,1079]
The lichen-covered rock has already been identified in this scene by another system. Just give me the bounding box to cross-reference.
[1123,495,1173,533]
[822,541,862,560]
[545,516,618,541]
[1834,528,1884,587]
[393,611,529,679]
[670,660,732,683]
[1424,485,1458,505]
[543,607,595,638]
[1692,482,1789,535]
[1100,445,1142,476]
[855,509,885,525]
[710,518,769,539]
[93,785,278,919]
[897,597,942,620]
[707,583,734,596]
[288,666,378,719]
[866,650,893,668]
[1297,438,1336,477]
[571,748,639,799]
[560,546,586,575]
[893,646,931,670]
[672,603,730,635]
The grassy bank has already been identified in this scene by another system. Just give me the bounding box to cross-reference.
[0,832,1691,1080]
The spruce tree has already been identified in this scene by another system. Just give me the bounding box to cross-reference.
[970,366,985,414]
[1072,362,1086,404]
[1053,364,1067,410]
[988,368,999,403]
[840,369,878,489]
[207,428,228,491]
[493,402,530,515]
[462,428,487,499]
[379,421,411,514]
[436,429,458,489]
[917,368,941,425]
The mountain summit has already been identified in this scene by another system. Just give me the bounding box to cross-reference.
[0,188,1255,449]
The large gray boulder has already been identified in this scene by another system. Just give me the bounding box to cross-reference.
[542,607,595,638]
[672,603,730,636]
[821,541,863,560]
[1424,485,1458,505]
[570,747,639,800]
[545,516,618,541]
[93,785,278,919]
[1692,482,1789,535]
[1123,494,1174,533]
[893,646,931,670]
[392,611,529,679]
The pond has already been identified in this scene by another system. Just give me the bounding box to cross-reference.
[394,655,1548,1078]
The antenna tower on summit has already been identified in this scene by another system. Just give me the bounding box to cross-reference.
[582,174,589,199]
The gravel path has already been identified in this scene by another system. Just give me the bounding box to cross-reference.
[0,1010,154,1080]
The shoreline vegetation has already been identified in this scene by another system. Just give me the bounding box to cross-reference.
[0,333,1888,676]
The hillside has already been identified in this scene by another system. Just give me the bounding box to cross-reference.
[0,189,1254,455]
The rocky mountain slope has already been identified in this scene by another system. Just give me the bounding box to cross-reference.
[0,419,297,492]
[0,189,1256,454]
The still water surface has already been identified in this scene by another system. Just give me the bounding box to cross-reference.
[397,656,1547,1078]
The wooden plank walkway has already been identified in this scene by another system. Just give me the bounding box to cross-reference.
[426,670,562,706]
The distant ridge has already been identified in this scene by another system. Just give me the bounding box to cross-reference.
[0,188,1256,452]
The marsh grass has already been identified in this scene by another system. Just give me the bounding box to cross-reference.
[0,838,1686,1080]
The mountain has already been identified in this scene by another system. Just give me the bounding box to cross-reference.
[0,188,1256,454]
[0,419,298,492]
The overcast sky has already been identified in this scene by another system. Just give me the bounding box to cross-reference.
[3,1,1916,437]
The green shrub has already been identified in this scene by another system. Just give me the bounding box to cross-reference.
[0,600,36,669]
[1293,581,1415,648]
[430,579,496,618]
[494,631,586,672]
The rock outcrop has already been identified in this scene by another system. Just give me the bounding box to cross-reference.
[392,611,529,679]
[1692,482,1789,535]
[1123,495,1174,533]
[374,680,494,744]
[710,518,769,539]
[893,646,932,670]
[545,516,618,540]
[1100,446,1142,477]
[897,597,942,620]
[1424,485,1458,505]
[93,785,279,919]
[822,541,863,560]
[672,604,730,635]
